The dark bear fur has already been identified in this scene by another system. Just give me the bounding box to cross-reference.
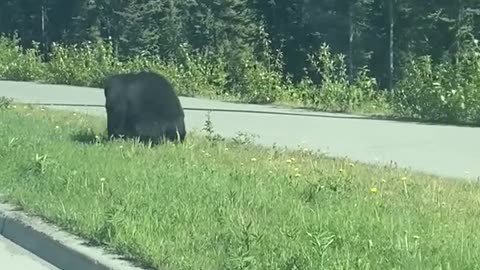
[103,71,186,145]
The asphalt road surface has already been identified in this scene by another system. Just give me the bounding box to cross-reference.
[0,235,59,270]
[1,79,480,180]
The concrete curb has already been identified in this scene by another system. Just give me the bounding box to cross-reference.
[0,201,146,270]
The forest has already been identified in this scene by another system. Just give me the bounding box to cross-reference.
[1,0,480,124]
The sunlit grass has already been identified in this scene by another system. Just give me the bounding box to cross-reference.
[1,104,479,270]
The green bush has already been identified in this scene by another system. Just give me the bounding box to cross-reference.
[392,37,480,124]
[0,34,44,81]
[287,44,384,113]
[0,33,383,114]
[44,40,123,87]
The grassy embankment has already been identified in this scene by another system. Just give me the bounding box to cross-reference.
[1,99,479,270]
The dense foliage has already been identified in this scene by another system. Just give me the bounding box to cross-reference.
[1,0,480,124]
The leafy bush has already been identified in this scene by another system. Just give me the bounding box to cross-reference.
[0,34,44,81]
[288,44,383,112]
[392,36,480,124]
[0,33,383,114]
[44,40,123,87]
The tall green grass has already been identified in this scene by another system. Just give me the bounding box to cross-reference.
[1,104,480,270]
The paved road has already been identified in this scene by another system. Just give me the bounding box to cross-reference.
[0,235,59,270]
[1,79,480,180]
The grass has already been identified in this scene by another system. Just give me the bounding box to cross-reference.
[1,104,480,270]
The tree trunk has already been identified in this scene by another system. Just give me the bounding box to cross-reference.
[388,0,394,91]
[348,1,354,84]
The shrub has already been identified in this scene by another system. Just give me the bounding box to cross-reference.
[0,34,44,81]
[291,43,382,112]
[0,34,383,115]
[45,40,123,87]
[392,36,480,124]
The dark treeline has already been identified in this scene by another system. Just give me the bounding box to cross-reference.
[1,0,480,90]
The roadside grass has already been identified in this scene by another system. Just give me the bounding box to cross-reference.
[1,105,480,270]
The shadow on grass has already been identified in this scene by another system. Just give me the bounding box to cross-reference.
[69,129,183,149]
[69,130,108,145]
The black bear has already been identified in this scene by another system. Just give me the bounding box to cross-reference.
[103,71,186,145]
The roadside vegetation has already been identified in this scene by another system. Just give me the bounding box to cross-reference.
[2,32,480,126]
[3,2,480,126]
[0,34,388,115]
[1,102,480,270]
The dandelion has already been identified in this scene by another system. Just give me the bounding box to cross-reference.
[251,157,257,162]
[55,125,60,129]
[401,176,407,181]
[370,187,378,194]
[294,173,302,177]
[224,147,229,151]
[286,159,292,163]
